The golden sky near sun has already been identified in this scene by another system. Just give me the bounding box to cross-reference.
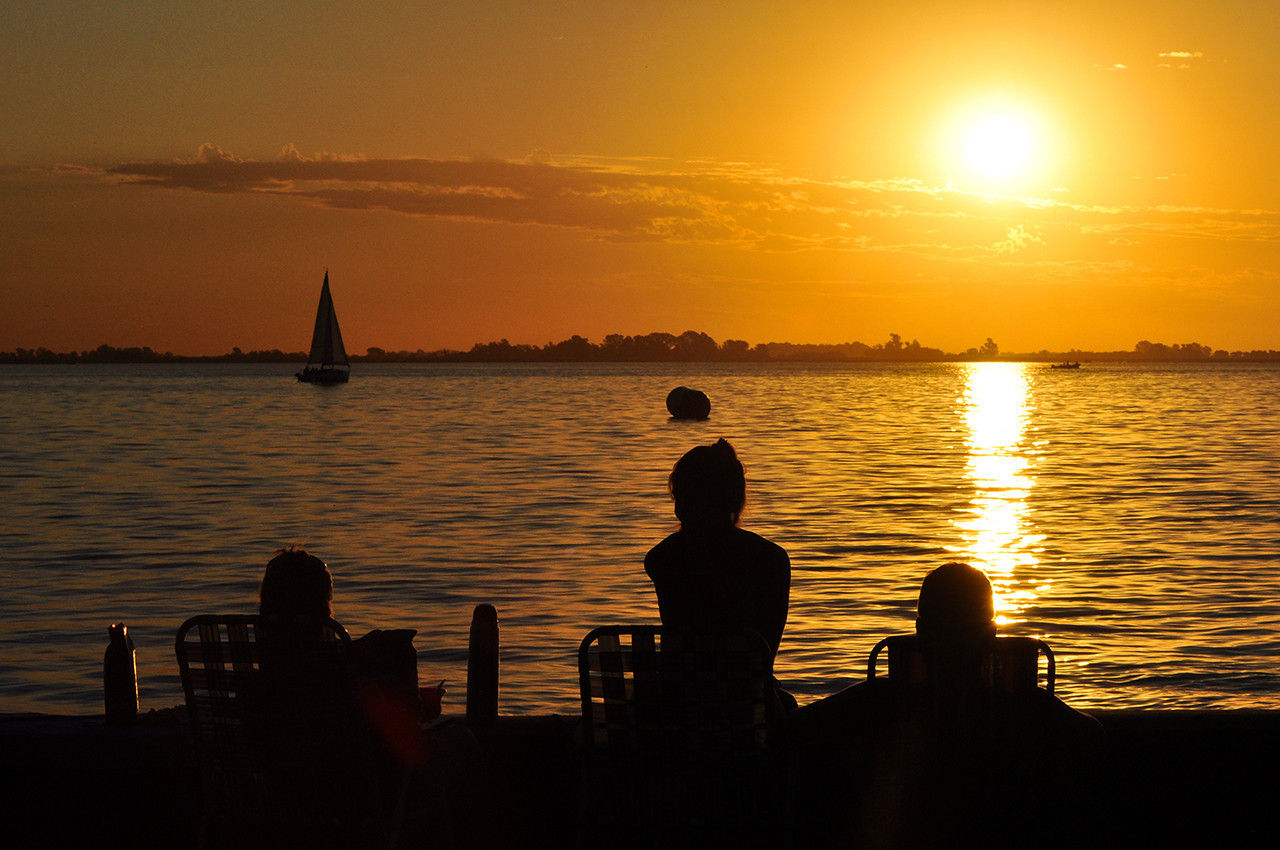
[2,1,1278,355]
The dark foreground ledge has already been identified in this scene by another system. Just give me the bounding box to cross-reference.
[4,708,1278,848]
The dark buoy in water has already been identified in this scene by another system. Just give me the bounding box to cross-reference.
[666,386,711,420]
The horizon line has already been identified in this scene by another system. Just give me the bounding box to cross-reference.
[4,335,1280,365]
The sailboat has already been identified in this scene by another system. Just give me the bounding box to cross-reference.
[296,271,351,383]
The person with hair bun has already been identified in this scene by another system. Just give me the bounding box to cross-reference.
[645,439,793,704]
[259,545,335,619]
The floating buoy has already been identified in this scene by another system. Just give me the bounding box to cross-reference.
[666,386,711,420]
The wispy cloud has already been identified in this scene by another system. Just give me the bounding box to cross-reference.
[994,225,1045,254]
[1158,49,1206,69]
[1099,51,1207,72]
[95,146,1280,259]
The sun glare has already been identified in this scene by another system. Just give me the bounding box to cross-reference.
[939,98,1051,189]
[964,116,1032,179]
[950,363,1044,624]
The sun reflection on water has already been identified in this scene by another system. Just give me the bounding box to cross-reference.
[950,363,1045,624]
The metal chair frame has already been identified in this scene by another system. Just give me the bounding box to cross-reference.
[576,625,785,849]
[867,633,1056,694]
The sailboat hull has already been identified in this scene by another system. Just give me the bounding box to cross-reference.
[296,366,350,384]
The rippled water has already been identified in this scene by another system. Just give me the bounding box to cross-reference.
[1,361,1277,715]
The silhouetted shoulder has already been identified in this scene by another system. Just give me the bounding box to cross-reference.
[734,527,789,563]
[643,532,682,575]
[644,528,789,579]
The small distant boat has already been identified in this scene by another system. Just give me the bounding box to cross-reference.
[296,271,350,384]
[1050,361,1081,369]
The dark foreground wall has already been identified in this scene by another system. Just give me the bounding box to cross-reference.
[3,708,1277,848]
[1,709,196,850]
[1089,709,1280,847]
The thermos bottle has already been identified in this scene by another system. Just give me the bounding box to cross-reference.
[104,622,138,726]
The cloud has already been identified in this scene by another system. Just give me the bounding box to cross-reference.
[993,225,1044,254]
[101,145,1280,258]
[276,143,368,164]
[194,143,241,164]
[277,144,307,163]
[1157,50,1205,70]
[1101,51,1204,72]
[107,145,951,246]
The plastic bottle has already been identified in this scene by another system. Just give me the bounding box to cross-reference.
[466,604,499,725]
[104,622,138,727]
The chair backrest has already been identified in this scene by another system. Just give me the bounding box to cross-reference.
[865,633,1057,799]
[579,625,772,752]
[857,635,1069,846]
[576,625,780,848]
[175,614,384,848]
[867,633,1055,695]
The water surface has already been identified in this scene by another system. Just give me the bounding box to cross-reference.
[1,361,1277,715]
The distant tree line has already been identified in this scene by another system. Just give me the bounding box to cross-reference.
[3,334,1279,364]
[0,344,306,364]
[361,331,951,362]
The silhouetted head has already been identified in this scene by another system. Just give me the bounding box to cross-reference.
[259,546,333,619]
[668,438,747,529]
[915,562,997,642]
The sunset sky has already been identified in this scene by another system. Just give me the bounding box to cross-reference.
[4,1,1279,356]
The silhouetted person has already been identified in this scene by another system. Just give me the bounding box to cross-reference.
[790,562,1102,849]
[244,548,384,847]
[259,546,423,733]
[258,545,335,619]
[257,546,493,849]
[645,438,794,710]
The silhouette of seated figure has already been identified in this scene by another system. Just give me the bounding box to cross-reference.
[644,438,795,712]
[254,547,493,850]
[258,546,423,749]
[252,550,413,793]
[789,562,1102,849]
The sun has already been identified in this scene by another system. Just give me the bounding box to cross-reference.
[964,115,1033,179]
[937,98,1052,189]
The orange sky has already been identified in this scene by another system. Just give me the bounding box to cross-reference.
[3,2,1278,355]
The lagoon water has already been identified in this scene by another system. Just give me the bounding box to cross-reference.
[2,361,1278,716]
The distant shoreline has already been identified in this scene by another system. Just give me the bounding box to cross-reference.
[4,334,1279,364]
